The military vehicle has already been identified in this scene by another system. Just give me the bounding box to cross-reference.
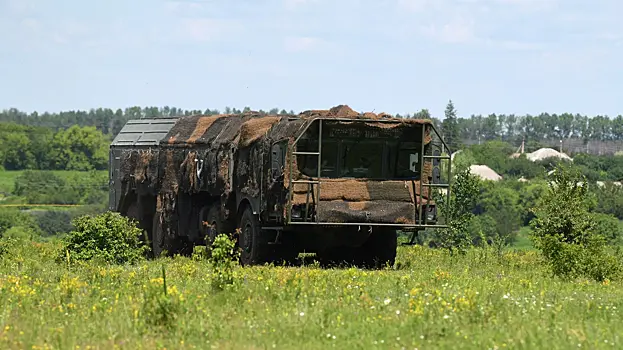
[109,105,451,268]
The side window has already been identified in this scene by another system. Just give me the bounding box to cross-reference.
[409,152,419,172]
[271,143,284,179]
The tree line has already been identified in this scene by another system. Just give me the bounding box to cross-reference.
[0,106,295,136]
[2,103,623,144]
[0,123,107,171]
[1,101,623,171]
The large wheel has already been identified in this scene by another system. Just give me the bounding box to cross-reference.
[125,199,152,248]
[151,214,192,258]
[363,228,397,269]
[271,232,300,266]
[317,246,360,268]
[202,205,234,247]
[152,214,165,257]
[238,206,270,266]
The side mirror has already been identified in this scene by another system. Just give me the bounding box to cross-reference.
[271,143,284,180]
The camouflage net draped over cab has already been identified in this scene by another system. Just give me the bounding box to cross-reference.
[290,105,436,225]
[117,105,437,230]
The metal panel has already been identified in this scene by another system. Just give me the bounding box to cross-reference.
[111,118,178,147]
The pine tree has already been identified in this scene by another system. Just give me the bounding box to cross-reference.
[442,100,461,151]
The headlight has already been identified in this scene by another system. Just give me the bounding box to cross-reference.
[426,205,436,221]
[291,207,301,218]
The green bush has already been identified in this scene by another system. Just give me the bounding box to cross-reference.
[0,209,40,238]
[12,170,107,206]
[32,205,106,237]
[141,266,183,330]
[60,211,148,265]
[591,212,623,245]
[468,214,497,245]
[475,181,521,245]
[435,168,481,254]
[2,225,38,241]
[33,210,73,236]
[209,233,239,290]
[530,164,622,281]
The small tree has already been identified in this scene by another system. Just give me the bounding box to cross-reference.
[442,100,461,151]
[209,233,240,290]
[436,168,480,255]
[530,164,621,281]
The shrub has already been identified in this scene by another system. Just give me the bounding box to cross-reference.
[0,209,40,238]
[141,266,183,330]
[2,226,38,240]
[13,170,76,204]
[435,168,480,255]
[530,164,622,281]
[60,211,148,265]
[209,233,239,290]
[33,210,73,236]
[591,212,623,245]
[475,181,521,245]
[12,170,107,206]
[468,214,497,246]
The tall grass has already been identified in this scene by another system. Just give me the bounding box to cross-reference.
[0,238,620,349]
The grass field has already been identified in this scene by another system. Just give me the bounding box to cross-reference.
[0,239,620,349]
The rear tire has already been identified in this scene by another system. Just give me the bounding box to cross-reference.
[238,207,270,266]
[363,228,397,269]
[201,206,221,248]
[152,215,165,257]
[151,214,192,258]
[317,246,359,268]
[272,233,299,266]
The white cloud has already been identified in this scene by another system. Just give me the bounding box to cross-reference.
[283,36,327,52]
[20,18,40,32]
[421,17,477,44]
[490,0,557,11]
[164,1,205,13]
[4,0,36,14]
[283,0,319,10]
[176,18,240,42]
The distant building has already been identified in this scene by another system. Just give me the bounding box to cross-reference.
[469,164,502,181]
[525,148,572,162]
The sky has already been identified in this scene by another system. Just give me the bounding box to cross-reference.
[0,0,621,119]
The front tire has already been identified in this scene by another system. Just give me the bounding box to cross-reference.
[238,207,269,266]
[201,205,221,248]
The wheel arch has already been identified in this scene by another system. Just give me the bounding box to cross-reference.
[236,196,259,222]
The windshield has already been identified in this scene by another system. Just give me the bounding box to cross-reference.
[297,139,423,180]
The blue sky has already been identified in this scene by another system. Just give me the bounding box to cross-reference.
[0,0,621,119]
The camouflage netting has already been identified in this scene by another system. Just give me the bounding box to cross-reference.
[288,105,436,225]
[118,105,436,228]
[317,200,418,224]
[119,149,159,185]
